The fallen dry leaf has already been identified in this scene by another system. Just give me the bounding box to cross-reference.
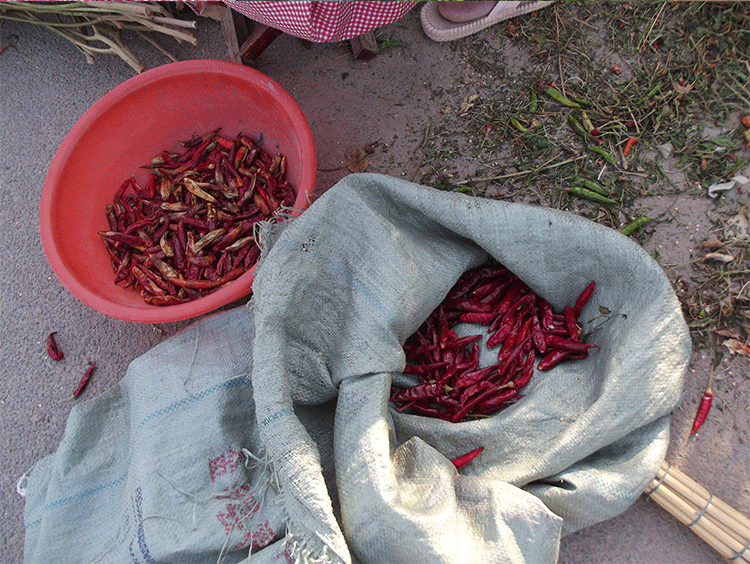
[697,239,725,250]
[459,94,480,115]
[347,147,370,173]
[702,252,734,264]
[724,338,750,357]
[673,80,693,94]
[716,328,742,340]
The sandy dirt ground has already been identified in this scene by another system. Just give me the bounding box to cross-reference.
[0,3,748,563]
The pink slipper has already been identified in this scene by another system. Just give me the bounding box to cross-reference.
[421,1,554,42]
[438,2,497,23]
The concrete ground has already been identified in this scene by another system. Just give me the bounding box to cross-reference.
[0,4,746,563]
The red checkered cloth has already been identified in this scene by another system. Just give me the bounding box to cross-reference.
[222,1,418,42]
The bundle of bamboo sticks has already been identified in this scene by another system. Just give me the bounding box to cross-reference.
[645,460,750,563]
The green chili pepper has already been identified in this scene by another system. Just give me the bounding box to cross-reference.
[580,111,598,135]
[510,117,529,133]
[572,176,610,196]
[529,90,539,113]
[523,134,553,149]
[568,115,589,139]
[645,84,662,100]
[587,146,616,165]
[622,216,651,236]
[546,86,582,108]
[569,186,619,206]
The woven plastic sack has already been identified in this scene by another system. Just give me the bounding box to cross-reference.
[249,173,690,563]
[19,307,299,563]
[20,173,690,564]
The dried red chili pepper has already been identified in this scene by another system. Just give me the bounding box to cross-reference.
[514,350,536,388]
[476,385,519,411]
[100,129,295,306]
[623,136,638,156]
[573,281,596,317]
[531,314,547,354]
[392,260,599,421]
[453,364,498,392]
[451,446,484,469]
[691,353,720,435]
[459,379,495,404]
[449,385,500,423]
[487,315,513,347]
[540,300,555,331]
[471,280,500,299]
[46,332,64,361]
[537,349,587,371]
[409,403,446,418]
[444,333,483,349]
[391,382,450,403]
[691,389,713,435]
[458,311,496,324]
[564,305,580,342]
[73,362,96,398]
[543,334,599,353]
[494,279,523,317]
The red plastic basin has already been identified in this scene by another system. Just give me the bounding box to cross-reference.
[40,60,316,323]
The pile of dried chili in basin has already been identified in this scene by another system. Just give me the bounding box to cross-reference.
[99,128,296,306]
[392,261,598,422]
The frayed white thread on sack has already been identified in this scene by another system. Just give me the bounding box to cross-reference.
[241,447,281,495]
[282,530,333,564]
[269,505,340,563]
[217,446,282,564]
[253,204,302,259]
[16,472,29,497]
[217,520,236,564]
[181,322,202,396]
[238,447,340,564]
[155,468,205,530]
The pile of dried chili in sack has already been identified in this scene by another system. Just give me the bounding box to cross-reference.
[98,129,295,306]
[392,260,598,422]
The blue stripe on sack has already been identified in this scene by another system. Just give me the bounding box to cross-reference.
[259,407,292,428]
[26,376,251,525]
[42,472,128,512]
[135,375,249,433]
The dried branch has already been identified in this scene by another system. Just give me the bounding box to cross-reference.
[0,1,198,72]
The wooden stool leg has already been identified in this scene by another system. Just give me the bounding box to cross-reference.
[350,31,379,60]
[221,7,250,64]
[221,8,282,64]
[239,24,284,61]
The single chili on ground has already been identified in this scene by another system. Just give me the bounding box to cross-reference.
[73,362,96,398]
[46,332,64,361]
